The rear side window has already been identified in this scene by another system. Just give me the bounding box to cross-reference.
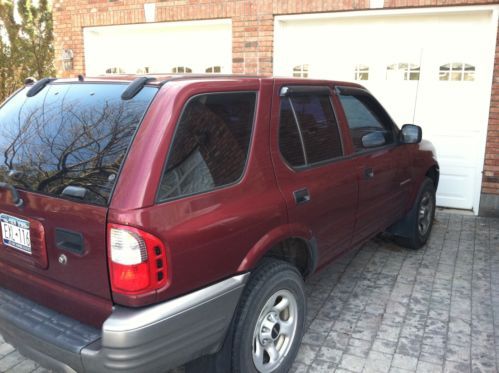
[0,83,157,206]
[279,91,342,168]
[157,92,256,201]
[338,91,395,152]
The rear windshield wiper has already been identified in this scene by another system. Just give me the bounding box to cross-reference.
[0,182,24,207]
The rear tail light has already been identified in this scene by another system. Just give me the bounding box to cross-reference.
[107,224,167,295]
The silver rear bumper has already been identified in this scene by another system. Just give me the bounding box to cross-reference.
[0,273,249,372]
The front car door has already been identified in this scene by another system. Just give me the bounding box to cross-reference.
[270,82,358,266]
[335,86,411,246]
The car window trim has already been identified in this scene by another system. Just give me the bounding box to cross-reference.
[278,86,345,172]
[286,96,309,165]
[155,90,259,204]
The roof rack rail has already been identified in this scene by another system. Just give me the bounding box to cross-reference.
[157,73,265,86]
[121,77,156,100]
[26,77,56,97]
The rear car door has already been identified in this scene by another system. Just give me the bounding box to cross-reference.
[271,83,358,265]
[335,87,411,246]
[0,82,157,325]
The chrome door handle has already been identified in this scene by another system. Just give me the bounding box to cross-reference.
[364,167,374,179]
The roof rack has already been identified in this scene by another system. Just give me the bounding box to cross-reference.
[26,77,56,97]
[121,77,156,100]
[158,74,264,86]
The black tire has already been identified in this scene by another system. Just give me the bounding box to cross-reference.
[230,258,306,373]
[394,177,436,250]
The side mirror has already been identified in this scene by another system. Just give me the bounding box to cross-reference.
[361,131,386,148]
[400,124,422,144]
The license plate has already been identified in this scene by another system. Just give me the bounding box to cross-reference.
[0,214,31,254]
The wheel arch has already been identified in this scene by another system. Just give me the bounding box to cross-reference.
[425,164,440,190]
[237,224,318,278]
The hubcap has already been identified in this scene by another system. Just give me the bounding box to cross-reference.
[418,191,434,236]
[252,289,298,373]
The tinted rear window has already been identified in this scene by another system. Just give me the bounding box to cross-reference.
[0,83,157,206]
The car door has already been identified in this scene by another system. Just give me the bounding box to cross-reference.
[335,86,411,246]
[270,83,358,265]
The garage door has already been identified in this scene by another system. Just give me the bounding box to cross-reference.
[274,9,497,212]
[84,19,232,76]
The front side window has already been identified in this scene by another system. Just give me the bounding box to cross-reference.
[386,63,420,81]
[0,83,157,205]
[439,63,475,81]
[338,90,395,152]
[158,92,256,201]
[279,90,343,168]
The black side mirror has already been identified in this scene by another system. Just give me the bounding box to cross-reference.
[400,124,422,144]
[361,131,386,148]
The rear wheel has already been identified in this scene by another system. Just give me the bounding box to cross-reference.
[231,259,306,373]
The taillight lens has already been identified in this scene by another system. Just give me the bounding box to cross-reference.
[108,224,168,295]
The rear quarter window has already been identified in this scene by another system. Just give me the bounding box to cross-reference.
[157,92,256,201]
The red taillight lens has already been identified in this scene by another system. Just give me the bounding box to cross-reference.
[108,224,167,295]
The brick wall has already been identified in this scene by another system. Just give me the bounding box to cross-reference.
[52,0,499,211]
[480,26,499,215]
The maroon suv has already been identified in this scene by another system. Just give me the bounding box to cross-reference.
[0,75,438,373]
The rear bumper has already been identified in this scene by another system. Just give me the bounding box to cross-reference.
[0,273,249,372]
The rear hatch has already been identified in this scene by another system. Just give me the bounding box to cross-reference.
[0,81,157,324]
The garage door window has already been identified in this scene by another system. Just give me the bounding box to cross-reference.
[105,67,124,74]
[386,63,420,81]
[157,92,256,201]
[293,65,309,78]
[439,63,475,81]
[172,66,192,73]
[206,66,222,73]
[354,64,369,81]
[338,90,395,152]
[279,92,343,168]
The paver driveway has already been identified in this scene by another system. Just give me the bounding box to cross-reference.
[0,211,498,373]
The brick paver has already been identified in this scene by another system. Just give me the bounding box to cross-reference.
[0,211,497,373]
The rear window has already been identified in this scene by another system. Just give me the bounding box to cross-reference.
[0,83,157,206]
[157,92,256,201]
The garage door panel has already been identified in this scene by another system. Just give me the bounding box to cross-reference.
[437,167,475,209]
[274,11,496,212]
[84,20,232,76]
[425,133,480,167]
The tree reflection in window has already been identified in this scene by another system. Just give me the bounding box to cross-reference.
[293,64,309,78]
[354,64,369,81]
[439,63,475,81]
[386,63,420,81]
[0,84,157,205]
[172,66,193,73]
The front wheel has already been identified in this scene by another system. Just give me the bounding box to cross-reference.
[395,177,436,249]
[231,259,306,373]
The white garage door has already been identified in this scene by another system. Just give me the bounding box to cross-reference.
[274,8,498,212]
[84,19,232,76]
